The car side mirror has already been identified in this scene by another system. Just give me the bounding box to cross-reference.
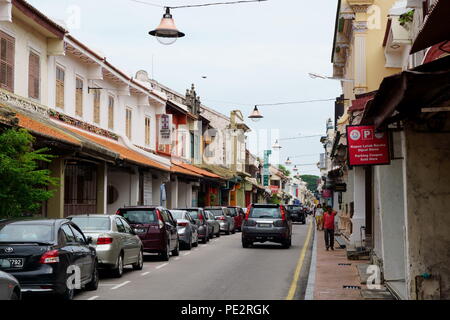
[87,236,93,244]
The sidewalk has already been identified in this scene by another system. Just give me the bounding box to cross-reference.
[312,229,367,300]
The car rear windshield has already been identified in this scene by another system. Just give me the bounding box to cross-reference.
[70,217,111,231]
[185,210,199,219]
[249,207,281,219]
[0,224,54,243]
[208,209,224,216]
[120,210,157,224]
[170,211,185,220]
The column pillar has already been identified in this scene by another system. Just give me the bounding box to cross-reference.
[47,158,65,218]
[350,166,366,249]
[96,162,107,214]
[171,175,178,209]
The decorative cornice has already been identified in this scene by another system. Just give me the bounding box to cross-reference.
[0,89,48,116]
[352,21,368,33]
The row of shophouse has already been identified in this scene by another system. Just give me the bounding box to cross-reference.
[0,0,308,220]
[317,0,450,300]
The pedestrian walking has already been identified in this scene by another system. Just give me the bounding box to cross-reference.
[315,204,324,231]
[323,206,337,251]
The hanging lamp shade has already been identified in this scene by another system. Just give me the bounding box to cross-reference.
[285,157,292,165]
[293,165,298,172]
[149,8,185,45]
[248,105,263,122]
[272,139,281,149]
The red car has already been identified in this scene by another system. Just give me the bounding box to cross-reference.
[227,206,245,232]
[116,206,179,261]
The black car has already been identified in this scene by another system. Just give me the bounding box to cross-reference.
[0,219,99,300]
[242,204,292,248]
[286,205,306,224]
[176,208,210,244]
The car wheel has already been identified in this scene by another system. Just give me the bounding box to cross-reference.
[10,290,20,300]
[59,284,75,300]
[231,227,236,234]
[186,236,192,250]
[242,239,251,248]
[86,261,99,291]
[193,236,199,247]
[226,226,231,235]
[172,239,180,256]
[216,229,221,237]
[132,249,144,270]
[160,243,170,261]
[112,253,124,278]
[282,238,292,249]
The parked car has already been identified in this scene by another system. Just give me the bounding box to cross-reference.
[176,208,210,244]
[68,214,144,277]
[286,205,306,224]
[116,206,179,261]
[205,207,235,235]
[242,204,292,248]
[0,219,99,300]
[227,206,245,232]
[169,210,199,250]
[204,211,221,238]
[0,271,21,300]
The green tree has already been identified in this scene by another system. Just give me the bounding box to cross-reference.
[0,128,58,218]
[278,164,291,177]
[300,175,320,192]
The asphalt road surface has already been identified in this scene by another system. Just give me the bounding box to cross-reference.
[75,219,314,300]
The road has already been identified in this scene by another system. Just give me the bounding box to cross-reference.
[75,219,314,300]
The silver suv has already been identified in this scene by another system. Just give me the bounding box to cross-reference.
[242,204,292,248]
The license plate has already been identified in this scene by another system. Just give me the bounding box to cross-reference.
[0,258,24,268]
[134,228,146,234]
[258,223,272,228]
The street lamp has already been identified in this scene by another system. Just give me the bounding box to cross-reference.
[248,105,263,122]
[272,140,282,150]
[285,157,292,165]
[149,8,185,45]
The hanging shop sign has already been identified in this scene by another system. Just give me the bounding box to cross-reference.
[322,189,332,198]
[334,183,347,192]
[346,125,390,166]
[158,114,172,145]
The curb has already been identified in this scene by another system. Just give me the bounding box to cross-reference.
[304,218,317,300]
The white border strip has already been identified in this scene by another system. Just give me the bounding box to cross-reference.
[304,225,317,300]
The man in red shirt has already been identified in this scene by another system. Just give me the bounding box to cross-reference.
[323,206,337,251]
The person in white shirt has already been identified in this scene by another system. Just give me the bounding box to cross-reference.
[315,204,324,231]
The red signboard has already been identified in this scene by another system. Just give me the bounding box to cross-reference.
[346,125,390,166]
[322,189,332,198]
[270,185,279,194]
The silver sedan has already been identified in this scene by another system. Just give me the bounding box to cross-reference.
[169,210,199,250]
[68,214,144,278]
[0,271,21,300]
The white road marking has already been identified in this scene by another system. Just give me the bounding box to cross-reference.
[141,271,151,276]
[111,281,130,290]
[87,296,99,300]
[174,257,180,260]
[183,252,191,256]
[99,283,120,286]
[156,263,168,269]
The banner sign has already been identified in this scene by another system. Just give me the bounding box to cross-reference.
[159,114,172,145]
[263,150,272,187]
[322,189,332,198]
[346,125,390,166]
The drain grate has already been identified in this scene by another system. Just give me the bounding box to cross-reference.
[338,263,352,266]
[343,285,361,290]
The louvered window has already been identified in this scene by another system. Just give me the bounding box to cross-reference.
[126,108,132,139]
[145,117,151,146]
[56,66,65,109]
[93,89,100,124]
[28,52,40,99]
[108,96,114,130]
[75,77,83,117]
[0,31,14,92]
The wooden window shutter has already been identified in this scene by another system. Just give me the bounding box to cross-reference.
[145,117,151,146]
[0,30,15,92]
[56,67,65,109]
[76,77,83,117]
[93,89,100,124]
[108,96,114,130]
[28,52,40,99]
[126,108,132,139]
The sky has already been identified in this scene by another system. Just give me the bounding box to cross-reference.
[28,0,342,176]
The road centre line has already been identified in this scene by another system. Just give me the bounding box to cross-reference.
[111,281,130,290]
[87,296,99,300]
[141,271,151,276]
[156,263,168,269]
[285,221,313,300]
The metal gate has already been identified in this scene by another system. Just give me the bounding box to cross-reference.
[64,162,97,216]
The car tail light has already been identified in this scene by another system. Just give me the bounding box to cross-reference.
[178,222,189,227]
[216,216,226,221]
[156,209,164,229]
[245,205,252,221]
[40,250,60,264]
[280,206,286,221]
[198,213,204,221]
[97,237,113,245]
[115,209,120,215]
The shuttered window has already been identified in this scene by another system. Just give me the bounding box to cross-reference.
[0,30,14,92]
[145,116,151,146]
[108,96,114,130]
[93,89,100,124]
[28,52,40,99]
[75,77,83,117]
[55,66,65,109]
[126,108,132,139]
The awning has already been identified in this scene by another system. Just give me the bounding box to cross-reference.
[362,55,450,128]
[172,161,222,179]
[195,163,236,180]
[63,125,171,172]
[348,91,377,112]
[411,0,450,54]
[171,164,202,178]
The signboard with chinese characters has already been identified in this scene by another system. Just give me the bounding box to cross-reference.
[346,125,390,166]
[263,150,272,187]
[158,114,172,145]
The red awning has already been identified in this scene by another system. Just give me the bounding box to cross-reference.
[348,91,377,112]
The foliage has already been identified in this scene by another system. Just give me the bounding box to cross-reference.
[278,164,291,177]
[399,9,414,27]
[0,128,58,218]
[300,175,320,192]
[268,194,281,205]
